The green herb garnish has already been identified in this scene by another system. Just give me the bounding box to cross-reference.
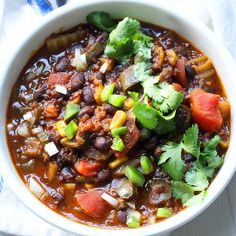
[87,12,116,32]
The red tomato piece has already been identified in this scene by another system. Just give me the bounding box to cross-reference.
[48,72,71,88]
[189,89,223,132]
[172,83,183,92]
[76,191,109,218]
[74,160,103,177]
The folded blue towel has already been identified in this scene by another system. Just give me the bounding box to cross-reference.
[27,0,68,15]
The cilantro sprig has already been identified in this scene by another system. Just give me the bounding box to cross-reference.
[129,92,176,134]
[158,125,223,205]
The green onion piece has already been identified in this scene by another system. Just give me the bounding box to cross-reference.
[64,120,78,140]
[140,155,153,174]
[126,211,141,228]
[111,126,127,136]
[111,135,124,152]
[124,165,145,187]
[64,103,80,121]
[87,12,116,32]
[140,128,151,141]
[108,94,126,107]
[156,208,173,219]
[101,84,115,102]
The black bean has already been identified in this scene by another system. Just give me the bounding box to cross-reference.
[33,83,47,100]
[174,105,191,133]
[70,72,85,91]
[144,135,159,150]
[49,189,64,205]
[117,210,128,224]
[60,167,75,182]
[140,128,151,141]
[93,136,111,151]
[184,153,196,163]
[103,104,117,115]
[83,86,95,104]
[97,169,111,184]
[185,64,195,81]
[78,106,94,118]
[153,167,168,179]
[55,56,70,72]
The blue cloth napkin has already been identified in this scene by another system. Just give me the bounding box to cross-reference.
[27,0,68,15]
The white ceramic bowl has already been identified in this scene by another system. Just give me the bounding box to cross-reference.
[0,0,235,235]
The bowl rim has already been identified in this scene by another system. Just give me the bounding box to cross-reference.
[0,0,236,235]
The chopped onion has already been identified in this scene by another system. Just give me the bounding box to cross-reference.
[23,112,33,121]
[55,84,67,95]
[116,178,133,199]
[31,126,43,134]
[28,176,45,198]
[99,61,109,74]
[44,142,59,156]
[72,49,87,71]
[101,192,119,208]
[16,122,30,137]
[126,201,136,209]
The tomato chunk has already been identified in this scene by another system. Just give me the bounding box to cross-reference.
[189,89,223,132]
[48,72,71,88]
[172,83,182,92]
[175,59,188,87]
[74,160,103,177]
[76,191,109,218]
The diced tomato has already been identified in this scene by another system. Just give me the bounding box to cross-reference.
[74,160,103,177]
[76,191,110,218]
[172,83,183,92]
[115,111,140,158]
[189,89,223,132]
[175,59,188,87]
[48,72,71,88]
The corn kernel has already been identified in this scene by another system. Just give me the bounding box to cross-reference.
[63,183,76,191]
[55,120,66,137]
[94,82,104,105]
[110,110,127,130]
[109,156,128,169]
[47,162,58,182]
[123,98,134,110]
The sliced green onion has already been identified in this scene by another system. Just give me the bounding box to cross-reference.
[140,155,153,175]
[124,165,145,187]
[101,84,115,102]
[111,126,127,136]
[108,94,126,107]
[64,120,78,140]
[111,135,124,152]
[64,103,80,121]
[126,210,141,228]
[156,208,173,219]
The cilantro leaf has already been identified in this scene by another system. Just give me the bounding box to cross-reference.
[182,124,200,158]
[171,181,195,203]
[185,167,208,191]
[159,143,185,180]
[143,80,183,113]
[184,191,206,207]
[155,115,176,135]
[105,17,140,62]
[197,135,223,178]
[87,12,116,32]
[105,17,153,64]
[132,101,158,129]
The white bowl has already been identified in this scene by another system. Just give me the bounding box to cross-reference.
[0,0,235,235]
